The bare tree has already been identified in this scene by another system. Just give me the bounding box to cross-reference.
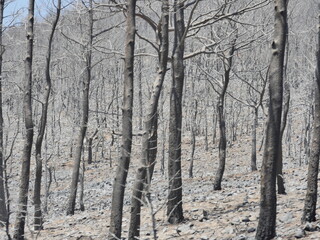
[13,0,35,238]
[109,0,136,239]
[301,7,320,223]
[213,34,237,190]
[67,0,94,215]
[188,99,198,178]
[0,0,7,226]
[33,0,61,230]
[167,0,186,224]
[128,0,169,238]
[277,80,290,194]
[256,0,287,238]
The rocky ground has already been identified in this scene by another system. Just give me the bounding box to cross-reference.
[0,133,319,239]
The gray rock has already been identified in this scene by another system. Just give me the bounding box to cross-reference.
[222,226,234,234]
[177,224,191,233]
[231,217,240,225]
[200,236,209,240]
[247,227,256,233]
[294,228,306,238]
[279,212,293,223]
[236,234,247,240]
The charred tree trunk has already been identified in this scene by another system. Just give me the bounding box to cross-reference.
[128,1,169,238]
[212,108,217,144]
[167,0,185,224]
[0,0,7,226]
[109,0,136,239]
[13,0,35,238]
[79,153,85,211]
[251,108,258,171]
[33,0,61,230]
[302,10,320,223]
[66,0,93,215]
[138,58,143,130]
[87,129,98,165]
[256,0,287,239]
[213,37,236,191]
[277,81,290,194]
[189,99,198,178]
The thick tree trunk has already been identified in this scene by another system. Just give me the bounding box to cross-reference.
[146,117,158,183]
[301,11,320,223]
[256,0,287,239]
[213,97,227,190]
[251,108,258,171]
[13,0,35,238]
[128,2,169,238]
[79,155,85,211]
[66,0,93,215]
[87,129,98,165]
[33,0,61,230]
[0,0,7,226]
[109,1,136,239]
[167,0,185,224]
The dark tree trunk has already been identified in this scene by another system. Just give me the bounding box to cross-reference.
[87,138,93,164]
[160,92,166,176]
[204,99,209,152]
[212,108,217,144]
[256,0,287,239]
[251,108,258,171]
[87,129,98,165]
[301,11,320,223]
[277,81,290,194]
[128,1,169,238]
[189,100,198,178]
[138,58,143,130]
[13,0,35,238]
[33,0,61,230]
[79,154,85,211]
[66,0,93,215]
[0,0,7,226]
[109,0,136,239]
[213,37,236,191]
[167,0,185,224]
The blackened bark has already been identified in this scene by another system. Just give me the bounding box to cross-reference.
[213,37,236,191]
[302,10,320,223]
[128,1,169,238]
[87,129,98,165]
[256,0,287,239]
[13,0,35,238]
[189,100,198,178]
[66,0,93,215]
[33,0,61,230]
[167,0,185,224]
[277,81,290,194]
[251,108,258,171]
[109,0,136,239]
[0,0,7,226]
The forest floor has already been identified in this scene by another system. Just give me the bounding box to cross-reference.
[0,133,319,240]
